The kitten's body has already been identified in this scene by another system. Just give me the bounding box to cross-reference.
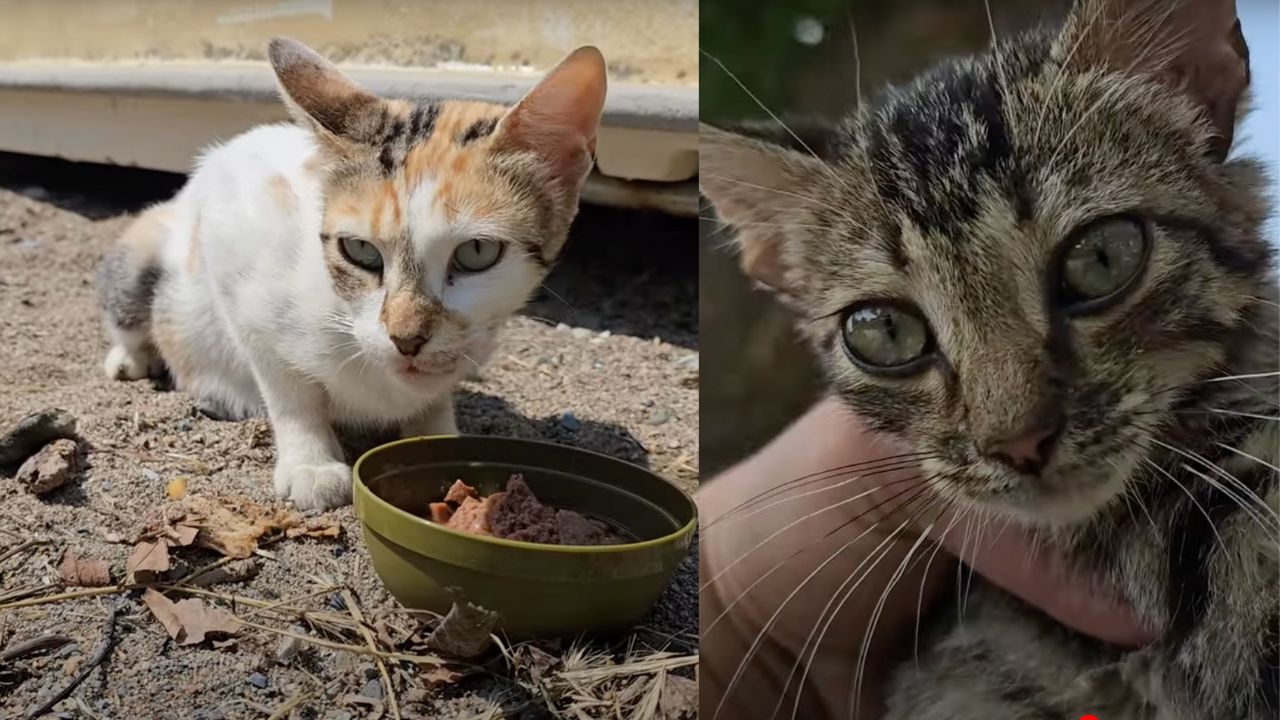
[703,0,1277,717]
[99,39,605,509]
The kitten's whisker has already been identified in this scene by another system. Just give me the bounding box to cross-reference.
[1144,438,1278,528]
[1180,462,1277,531]
[1141,458,1230,556]
[706,494,920,720]
[1145,370,1280,399]
[706,451,932,527]
[700,475,922,593]
[1034,0,1107,146]
[537,283,576,315]
[844,6,863,111]
[706,458,926,527]
[850,519,939,720]
[1215,442,1280,474]
[779,487,953,720]
[700,174,830,208]
[915,502,963,669]
[707,453,933,528]
[700,51,824,165]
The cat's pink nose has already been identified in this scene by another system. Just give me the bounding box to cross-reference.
[390,334,428,357]
[979,416,1064,473]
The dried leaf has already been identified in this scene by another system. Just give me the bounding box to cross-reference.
[184,495,303,558]
[172,524,199,546]
[166,477,188,501]
[58,551,111,587]
[421,664,473,689]
[284,516,341,540]
[425,599,499,659]
[657,675,698,719]
[126,539,171,580]
[141,588,238,646]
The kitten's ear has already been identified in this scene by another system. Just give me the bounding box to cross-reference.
[493,46,607,189]
[700,124,827,294]
[1061,0,1249,161]
[268,37,387,150]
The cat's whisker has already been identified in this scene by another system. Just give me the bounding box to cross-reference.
[1144,370,1280,400]
[1141,458,1230,556]
[1215,442,1280,474]
[913,504,963,669]
[699,475,924,593]
[1033,0,1108,147]
[844,6,863,111]
[537,283,577,315]
[850,517,941,720]
[707,462,925,532]
[698,215,829,232]
[1180,462,1277,532]
[1143,438,1278,528]
[709,481,939,720]
[706,450,933,528]
[781,486,958,720]
[700,174,831,208]
[700,51,825,165]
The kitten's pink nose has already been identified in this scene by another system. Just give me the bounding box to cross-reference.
[979,415,1064,474]
[390,333,428,357]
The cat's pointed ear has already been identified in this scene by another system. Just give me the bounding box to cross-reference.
[1060,0,1249,161]
[700,124,827,294]
[268,37,387,150]
[493,46,607,188]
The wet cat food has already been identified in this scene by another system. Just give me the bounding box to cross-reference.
[426,474,627,546]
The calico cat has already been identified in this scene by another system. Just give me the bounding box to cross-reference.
[98,38,606,509]
[702,0,1277,717]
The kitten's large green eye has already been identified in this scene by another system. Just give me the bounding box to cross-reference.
[841,304,932,373]
[1059,217,1147,312]
[338,236,383,272]
[452,238,504,273]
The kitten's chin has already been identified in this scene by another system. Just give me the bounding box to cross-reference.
[973,465,1131,528]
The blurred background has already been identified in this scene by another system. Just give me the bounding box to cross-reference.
[699,0,1280,478]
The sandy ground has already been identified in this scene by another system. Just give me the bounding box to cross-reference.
[0,153,698,719]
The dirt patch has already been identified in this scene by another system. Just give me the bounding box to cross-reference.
[0,154,697,719]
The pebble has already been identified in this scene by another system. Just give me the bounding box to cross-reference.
[247,672,269,689]
[359,678,384,700]
[646,408,674,426]
[359,663,379,680]
[17,438,79,494]
[570,327,592,340]
[0,408,77,466]
[176,418,194,432]
[327,593,347,612]
[558,411,582,432]
[554,323,570,332]
[55,642,79,658]
[641,398,655,407]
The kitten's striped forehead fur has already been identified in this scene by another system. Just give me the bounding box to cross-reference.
[703,0,1273,523]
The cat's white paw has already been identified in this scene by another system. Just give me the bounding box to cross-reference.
[103,345,154,381]
[274,461,352,510]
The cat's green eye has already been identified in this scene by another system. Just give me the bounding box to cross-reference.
[338,236,384,273]
[841,304,932,374]
[452,238,504,273]
[1059,217,1148,313]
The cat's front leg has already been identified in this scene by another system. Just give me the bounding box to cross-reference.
[400,394,458,438]
[255,365,351,510]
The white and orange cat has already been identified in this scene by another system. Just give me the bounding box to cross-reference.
[97,38,606,509]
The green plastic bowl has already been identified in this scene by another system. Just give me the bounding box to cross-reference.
[352,435,697,639]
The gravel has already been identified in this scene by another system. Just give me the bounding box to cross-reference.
[0,154,698,719]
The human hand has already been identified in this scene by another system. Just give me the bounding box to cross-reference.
[698,396,1154,720]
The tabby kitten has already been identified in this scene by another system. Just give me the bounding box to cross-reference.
[98,38,606,509]
[702,0,1277,717]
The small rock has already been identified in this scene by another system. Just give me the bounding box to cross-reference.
[247,672,269,689]
[275,625,306,665]
[17,438,79,494]
[327,593,347,612]
[558,411,582,432]
[675,354,699,371]
[570,327,592,339]
[54,643,79,659]
[641,398,655,408]
[0,408,77,466]
[646,408,674,426]
[176,418,194,432]
[62,657,82,676]
[332,545,346,558]
[359,678,384,700]
[359,663,379,681]
[554,323,570,332]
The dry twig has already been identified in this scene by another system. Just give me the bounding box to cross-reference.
[25,595,124,719]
